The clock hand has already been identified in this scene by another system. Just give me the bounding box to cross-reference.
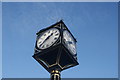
[39,33,53,47]
[45,33,53,41]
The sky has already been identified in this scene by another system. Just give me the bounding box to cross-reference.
[2,2,118,78]
[0,1,2,80]
[1,0,120,2]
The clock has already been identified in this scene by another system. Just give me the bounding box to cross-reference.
[37,28,60,49]
[33,20,79,73]
[63,30,76,55]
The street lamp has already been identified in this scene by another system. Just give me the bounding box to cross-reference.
[33,20,79,80]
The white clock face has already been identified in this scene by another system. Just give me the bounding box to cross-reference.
[63,30,76,55]
[37,28,60,49]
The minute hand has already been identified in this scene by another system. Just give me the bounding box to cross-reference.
[40,33,53,47]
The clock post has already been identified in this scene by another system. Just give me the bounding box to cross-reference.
[32,20,79,80]
[51,70,61,80]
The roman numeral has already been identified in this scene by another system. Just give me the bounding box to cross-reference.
[55,33,59,36]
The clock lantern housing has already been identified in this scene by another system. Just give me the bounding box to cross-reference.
[33,20,79,73]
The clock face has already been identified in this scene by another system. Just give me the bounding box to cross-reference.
[37,28,60,49]
[63,30,76,55]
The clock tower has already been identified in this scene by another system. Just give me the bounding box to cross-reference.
[33,20,79,80]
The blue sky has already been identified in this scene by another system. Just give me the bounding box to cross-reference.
[0,2,2,80]
[2,2,118,78]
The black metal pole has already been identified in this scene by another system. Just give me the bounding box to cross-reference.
[50,70,61,80]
